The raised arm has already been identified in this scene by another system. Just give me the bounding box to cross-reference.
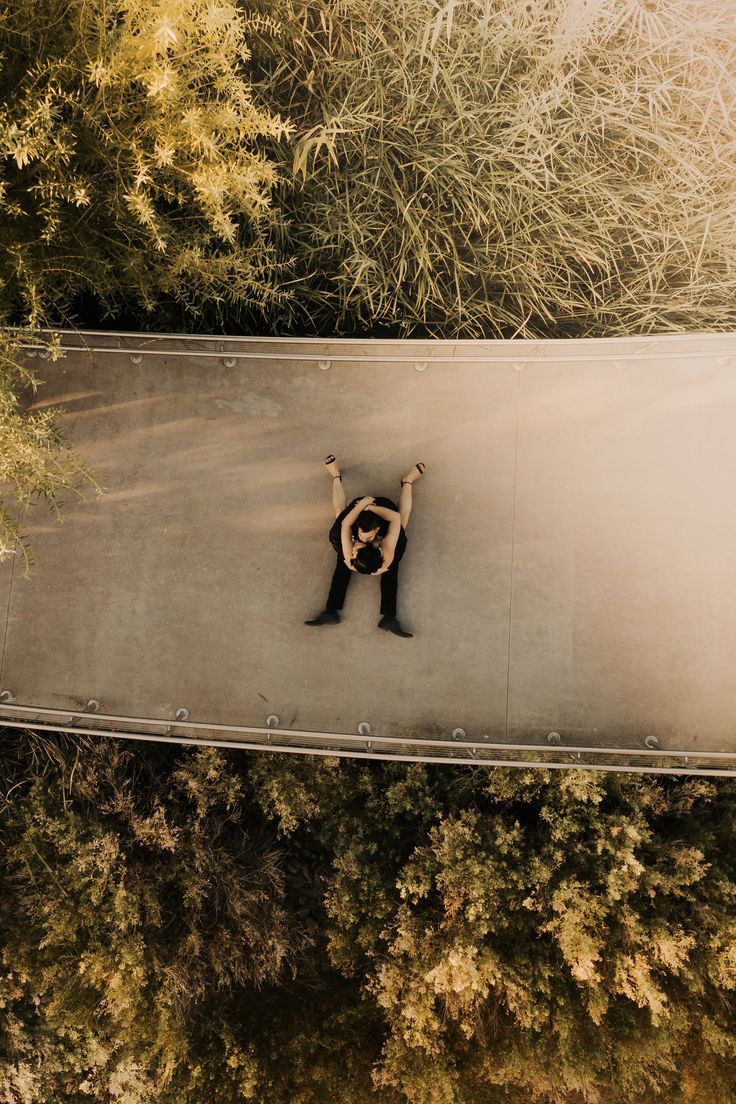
[340,527,354,563]
[342,499,368,528]
[375,516,401,573]
[340,497,374,565]
[370,504,400,522]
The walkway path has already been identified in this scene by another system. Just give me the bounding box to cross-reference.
[3,330,736,762]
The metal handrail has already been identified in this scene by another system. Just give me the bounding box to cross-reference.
[8,324,736,345]
[13,326,736,364]
[18,342,736,365]
[0,701,732,757]
[2,717,735,776]
[2,704,735,774]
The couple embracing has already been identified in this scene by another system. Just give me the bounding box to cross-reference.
[305,455,426,639]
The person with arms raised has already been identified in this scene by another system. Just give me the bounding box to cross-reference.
[305,455,425,638]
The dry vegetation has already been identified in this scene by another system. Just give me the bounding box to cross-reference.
[248,0,736,337]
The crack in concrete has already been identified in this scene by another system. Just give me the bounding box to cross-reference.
[0,502,23,692]
[505,371,521,742]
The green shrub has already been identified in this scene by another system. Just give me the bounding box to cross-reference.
[0,0,294,323]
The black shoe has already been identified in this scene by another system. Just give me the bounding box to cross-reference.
[304,611,340,626]
[378,615,413,638]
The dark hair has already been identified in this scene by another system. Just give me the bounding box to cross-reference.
[353,543,384,575]
[357,509,381,532]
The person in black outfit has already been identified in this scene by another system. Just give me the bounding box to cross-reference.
[305,454,426,638]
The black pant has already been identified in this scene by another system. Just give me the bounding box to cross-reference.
[325,553,404,617]
[325,498,406,617]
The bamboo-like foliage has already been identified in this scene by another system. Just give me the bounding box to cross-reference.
[0,0,295,566]
[0,0,295,323]
[250,0,736,337]
[0,331,100,573]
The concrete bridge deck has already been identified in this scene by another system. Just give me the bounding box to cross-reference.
[2,330,736,769]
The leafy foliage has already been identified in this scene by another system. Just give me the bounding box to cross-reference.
[0,737,312,1102]
[249,754,736,1104]
[3,738,736,1102]
[0,330,100,573]
[0,0,294,325]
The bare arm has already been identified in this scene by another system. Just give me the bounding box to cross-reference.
[342,500,366,527]
[375,517,401,572]
[370,504,400,522]
[341,500,363,564]
[370,507,400,573]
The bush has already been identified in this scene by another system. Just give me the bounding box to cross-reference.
[0,0,295,325]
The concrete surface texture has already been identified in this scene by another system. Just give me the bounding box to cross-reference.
[3,330,736,755]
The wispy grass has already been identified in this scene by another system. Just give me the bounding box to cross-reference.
[0,727,95,813]
[249,0,736,337]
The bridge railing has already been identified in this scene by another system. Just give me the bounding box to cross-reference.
[2,702,735,777]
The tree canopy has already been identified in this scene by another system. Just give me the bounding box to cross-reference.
[2,735,735,1103]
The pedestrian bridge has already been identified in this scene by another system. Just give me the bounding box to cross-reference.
[2,329,736,775]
